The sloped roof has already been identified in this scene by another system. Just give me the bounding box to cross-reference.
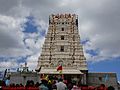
[39,67,83,74]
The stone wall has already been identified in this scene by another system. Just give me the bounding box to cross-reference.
[9,72,119,89]
[10,72,40,86]
[88,72,118,90]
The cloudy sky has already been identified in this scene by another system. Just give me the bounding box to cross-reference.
[0,0,120,81]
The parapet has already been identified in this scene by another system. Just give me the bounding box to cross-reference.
[49,14,78,19]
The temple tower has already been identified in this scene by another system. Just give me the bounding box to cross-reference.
[36,14,88,84]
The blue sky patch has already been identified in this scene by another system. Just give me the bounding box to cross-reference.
[0,56,17,62]
[86,49,99,57]
[40,30,46,37]
[17,56,29,63]
[81,39,89,45]
[23,16,38,33]
[0,56,30,64]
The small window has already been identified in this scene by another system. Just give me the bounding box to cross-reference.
[49,57,51,61]
[73,35,75,41]
[62,22,64,24]
[61,36,64,40]
[60,46,64,52]
[99,77,102,81]
[61,28,64,31]
[51,37,53,41]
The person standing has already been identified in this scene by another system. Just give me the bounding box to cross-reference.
[39,80,49,90]
[56,78,67,90]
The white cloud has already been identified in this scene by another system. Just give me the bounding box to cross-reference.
[24,36,45,70]
[0,59,18,71]
[0,14,32,57]
[26,53,40,71]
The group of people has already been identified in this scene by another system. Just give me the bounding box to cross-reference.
[39,78,115,90]
[1,76,115,90]
[40,77,67,90]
